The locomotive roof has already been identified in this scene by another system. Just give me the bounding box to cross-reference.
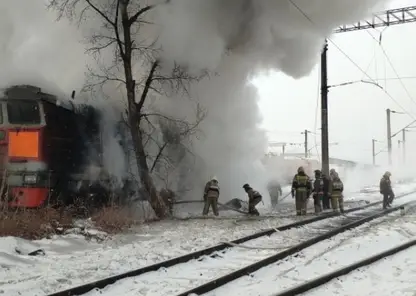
[1,84,76,111]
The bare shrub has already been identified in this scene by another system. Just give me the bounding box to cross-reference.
[91,205,139,233]
[0,208,73,240]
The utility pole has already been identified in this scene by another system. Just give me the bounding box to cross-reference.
[304,129,308,158]
[386,108,392,165]
[402,129,406,163]
[372,139,376,165]
[321,6,416,171]
[320,40,329,176]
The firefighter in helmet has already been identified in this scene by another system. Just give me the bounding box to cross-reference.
[243,183,262,216]
[203,176,220,216]
[291,166,311,216]
[312,169,323,213]
[330,171,344,213]
[380,171,395,209]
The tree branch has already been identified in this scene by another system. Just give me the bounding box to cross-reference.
[128,5,155,26]
[137,60,159,112]
[84,0,115,26]
[150,142,168,173]
[113,0,125,59]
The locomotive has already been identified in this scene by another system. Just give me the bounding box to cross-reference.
[0,84,127,208]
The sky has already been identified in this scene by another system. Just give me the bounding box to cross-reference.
[254,0,416,165]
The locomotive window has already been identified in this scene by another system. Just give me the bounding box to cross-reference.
[7,100,41,124]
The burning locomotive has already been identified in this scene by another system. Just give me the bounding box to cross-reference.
[0,84,128,208]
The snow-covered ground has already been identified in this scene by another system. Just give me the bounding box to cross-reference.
[206,207,416,296]
[70,195,416,296]
[306,247,416,296]
[0,183,415,296]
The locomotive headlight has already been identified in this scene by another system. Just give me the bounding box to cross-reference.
[24,174,38,184]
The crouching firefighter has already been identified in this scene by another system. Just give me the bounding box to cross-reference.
[331,172,344,213]
[243,184,262,216]
[203,176,220,216]
[380,171,395,209]
[291,166,311,216]
[312,170,324,214]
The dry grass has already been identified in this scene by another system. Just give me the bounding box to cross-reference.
[91,206,139,233]
[0,202,148,240]
[0,207,73,240]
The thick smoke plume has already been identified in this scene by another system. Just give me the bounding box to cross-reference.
[0,1,86,94]
[0,0,394,206]
[152,0,389,202]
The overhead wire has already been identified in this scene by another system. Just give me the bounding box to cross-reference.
[365,27,416,155]
[288,0,416,121]
[366,30,416,110]
[288,0,416,162]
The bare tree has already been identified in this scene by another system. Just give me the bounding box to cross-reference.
[48,0,204,218]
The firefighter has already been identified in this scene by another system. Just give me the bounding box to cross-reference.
[380,171,395,209]
[202,176,220,216]
[267,180,282,210]
[312,169,323,213]
[243,184,262,216]
[330,171,344,213]
[291,166,311,216]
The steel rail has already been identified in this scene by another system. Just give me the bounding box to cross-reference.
[274,238,416,296]
[175,200,416,296]
[47,190,416,296]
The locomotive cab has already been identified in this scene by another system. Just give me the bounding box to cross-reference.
[0,86,47,207]
[0,85,108,208]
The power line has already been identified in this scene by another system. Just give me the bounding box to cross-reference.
[327,40,416,119]
[366,30,416,110]
[288,0,416,120]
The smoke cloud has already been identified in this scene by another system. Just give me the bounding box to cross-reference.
[0,0,86,94]
[151,0,389,202]
[0,0,396,206]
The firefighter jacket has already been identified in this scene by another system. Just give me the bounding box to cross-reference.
[247,188,262,202]
[204,180,220,199]
[331,178,344,197]
[292,173,311,195]
[380,177,393,195]
[313,176,324,195]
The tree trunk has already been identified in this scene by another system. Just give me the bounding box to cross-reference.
[120,2,167,218]
[128,111,167,218]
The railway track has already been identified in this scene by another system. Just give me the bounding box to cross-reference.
[273,209,416,295]
[272,241,416,296]
[47,191,416,296]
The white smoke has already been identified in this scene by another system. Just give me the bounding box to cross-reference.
[0,0,397,206]
[0,1,86,94]
[151,0,390,201]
